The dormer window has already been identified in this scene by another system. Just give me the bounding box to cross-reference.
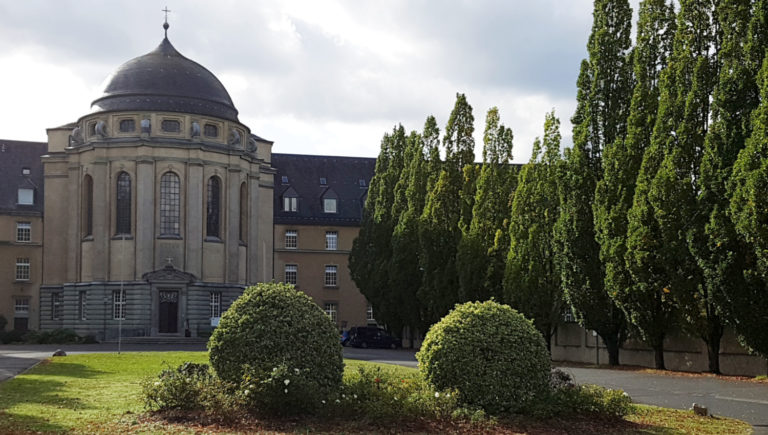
[21,167,30,176]
[359,178,366,187]
[320,177,327,185]
[119,119,135,132]
[161,120,181,133]
[284,196,297,212]
[323,198,337,213]
[17,188,34,205]
[281,176,289,184]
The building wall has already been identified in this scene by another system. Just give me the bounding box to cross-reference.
[274,223,370,329]
[0,215,42,331]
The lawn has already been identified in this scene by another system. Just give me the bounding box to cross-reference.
[0,352,753,434]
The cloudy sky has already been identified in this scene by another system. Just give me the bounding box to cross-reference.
[0,0,640,163]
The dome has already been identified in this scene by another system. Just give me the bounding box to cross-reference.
[91,37,239,122]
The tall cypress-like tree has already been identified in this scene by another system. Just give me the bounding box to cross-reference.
[418,94,475,324]
[648,0,719,372]
[349,126,407,334]
[558,0,634,366]
[457,107,514,302]
[729,53,768,358]
[595,0,675,365]
[505,110,563,351]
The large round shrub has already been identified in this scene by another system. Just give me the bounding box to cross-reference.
[208,283,343,398]
[416,300,550,414]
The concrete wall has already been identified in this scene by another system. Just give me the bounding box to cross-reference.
[551,322,768,377]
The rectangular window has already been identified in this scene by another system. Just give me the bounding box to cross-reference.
[15,298,30,314]
[285,264,298,285]
[15,258,30,281]
[283,196,297,212]
[204,124,219,138]
[325,231,338,250]
[285,230,297,249]
[119,119,135,132]
[17,188,34,205]
[52,292,63,320]
[323,198,337,213]
[16,222,31,242]
[324,265,338,287]
[113,290,126,320]
[78,291,87,321]
[324,303,338,323]
[161,119,181,133]
[210,292,222,318]
[366,304,375,322]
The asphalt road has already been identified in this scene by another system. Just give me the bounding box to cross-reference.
[3,344,767,432]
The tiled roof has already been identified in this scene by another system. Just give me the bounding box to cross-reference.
[272,153,376,227]
[0,139,47,215]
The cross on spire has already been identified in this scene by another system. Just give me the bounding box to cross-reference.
[162,6,171,37]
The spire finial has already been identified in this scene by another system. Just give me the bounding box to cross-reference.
[162,6,171,37]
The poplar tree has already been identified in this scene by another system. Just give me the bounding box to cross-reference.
[558,0,634,366]
[505,111,563,351]
[729,53,768,357]
[349,126,407,334]
[418,94,475,324]
[457,107,514,302]
[595,0,675,365]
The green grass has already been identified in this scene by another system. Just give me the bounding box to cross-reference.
[0,352,753,434]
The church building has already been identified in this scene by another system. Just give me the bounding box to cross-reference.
[37,23,275,340]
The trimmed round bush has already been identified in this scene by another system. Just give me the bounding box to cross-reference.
[416,300,551,414]
[208,282,343,400]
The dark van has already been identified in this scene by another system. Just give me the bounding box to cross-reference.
[346,327,401,349]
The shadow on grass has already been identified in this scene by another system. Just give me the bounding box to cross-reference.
[0,376,92,411]
[35,359,105,379]
[0,409,71,434]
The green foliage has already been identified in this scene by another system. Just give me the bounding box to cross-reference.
[142,362,237,413]
[240,363,326,416]
[533,385,633,418]
[340,364,458,421]
[207,282,343,400]
[416,300,551,414]
[504,111,564,347]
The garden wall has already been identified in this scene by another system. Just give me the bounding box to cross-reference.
[551,323,768,377]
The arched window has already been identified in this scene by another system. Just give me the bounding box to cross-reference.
[160,172,181,236]
[115,172,131,235]
[206,177,221,238]
[83,175,93,237]
[239,182,247,243]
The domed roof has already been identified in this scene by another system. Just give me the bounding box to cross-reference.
[91,37,239,122]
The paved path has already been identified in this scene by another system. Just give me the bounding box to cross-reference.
[562,367,768,433]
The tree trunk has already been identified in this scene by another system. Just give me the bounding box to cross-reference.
[603,334,621,366]
[703,321,723,374]
[653,343,665,370]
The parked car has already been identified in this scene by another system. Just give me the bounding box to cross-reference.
[340,330,350,346]
[346,327,401,349]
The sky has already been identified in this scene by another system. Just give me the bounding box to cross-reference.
[0,0,640,163]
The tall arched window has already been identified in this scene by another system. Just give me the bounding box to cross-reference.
[206,177,221,238]
[115,172,131,235]
[239,182,247,243]
[83,175,93,237]
[160,172,181,236]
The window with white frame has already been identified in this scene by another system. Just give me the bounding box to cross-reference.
[325,231,338,250]
[15,298,29,314]
[323,198,337,213]
[283,196,297,212]
[15,258,30,281]
[78,291,87,320]
[285,264,298,285]
[324,265,337,287]
[17,188,34,205]
[16,222,31,242]
[285,230,297,249]
[366,304,375,322]
[210,291,222,318]
[113,290,126,320]
[324,303,338,323]
[52,293,63,320]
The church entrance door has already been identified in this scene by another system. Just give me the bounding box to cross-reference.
[159,290,179,333]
